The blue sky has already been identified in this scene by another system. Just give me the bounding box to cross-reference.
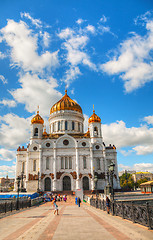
[0,0,153,178]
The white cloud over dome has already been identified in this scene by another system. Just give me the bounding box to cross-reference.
[10,72,62,116]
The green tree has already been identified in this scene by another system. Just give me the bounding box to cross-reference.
[119,172,135,190]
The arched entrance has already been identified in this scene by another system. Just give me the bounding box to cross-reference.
[63,176,71,190]
[44,177,51,191]
[83,176,89,190]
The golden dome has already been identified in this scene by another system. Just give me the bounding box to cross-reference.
[88,110,101,123]
[31,110,44,124]
[50,90,82,114]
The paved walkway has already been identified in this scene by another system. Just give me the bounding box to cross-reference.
[0,200,153,240]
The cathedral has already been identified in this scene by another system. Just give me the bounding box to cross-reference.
[14,90,120,192]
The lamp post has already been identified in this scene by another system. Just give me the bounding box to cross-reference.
[109,162,115,201]
[94,172,98,208]
[16,176,20,210]
[37,170,40,193]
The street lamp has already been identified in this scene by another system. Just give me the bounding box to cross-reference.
[109,162,115,201]
[94,172,98,208]
[16,176,20,210]
[37,170,40,193]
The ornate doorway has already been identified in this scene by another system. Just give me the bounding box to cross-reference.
[83,176,89,190]
[44,177,51,191]
[63,176,71,190]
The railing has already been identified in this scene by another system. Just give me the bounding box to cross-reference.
[90,198,153,229]
[0,197,43,215]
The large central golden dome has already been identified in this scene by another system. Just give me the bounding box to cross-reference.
[50,90,82,114]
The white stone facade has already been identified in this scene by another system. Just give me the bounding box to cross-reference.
[14,93,120,192]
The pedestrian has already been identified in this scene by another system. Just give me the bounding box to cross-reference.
[75,196,78,205]
[53,200,59,215]
[106,196,110,214]
[77,197,81,207]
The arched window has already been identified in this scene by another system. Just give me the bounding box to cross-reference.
[65,157,68,169]
[94,127,98,135]
[97,158,100,170]
[72,121,75,130]
[69,157,72,169]
[33,160,36,171]
[78,123,80,132]
[58,121,60,131]
[65,121,68,130]
[34,128,38,136]
[83,156,87,169]
[46,157,49,170]
[61,157,64,169]
[22,162,25,173]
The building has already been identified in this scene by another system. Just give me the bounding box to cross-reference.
[0,175,14,192]
[14,90,120,192]
[132,172,153,183]
[140,181,153,194]
[118,170,136,177]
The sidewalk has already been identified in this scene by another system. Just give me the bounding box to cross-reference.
[0,200,153,240]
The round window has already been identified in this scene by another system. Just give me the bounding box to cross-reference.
[96,145,100,149]
[46,143,50,147]
[63,139,69,146]
[33,146,37,151]
[82,142,86,147]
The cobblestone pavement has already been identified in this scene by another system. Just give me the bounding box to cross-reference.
[0,200,153,240]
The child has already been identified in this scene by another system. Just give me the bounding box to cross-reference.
[53,200,59,215]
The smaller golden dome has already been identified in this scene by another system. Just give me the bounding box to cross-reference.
[31,110,44,124]
[88,110,101,123]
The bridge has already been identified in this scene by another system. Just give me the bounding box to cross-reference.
[0,196,153,240]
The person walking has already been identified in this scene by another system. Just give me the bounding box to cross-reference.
[53,199,59,215]
[106,196,110,214]
[77,197,81,207]
[75,196,78,205]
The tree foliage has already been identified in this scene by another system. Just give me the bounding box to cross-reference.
[120,173,134,190]
[120,172,149,190]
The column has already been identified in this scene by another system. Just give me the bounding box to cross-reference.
[53,142,57,191]
[25,151,29,190]
[90,144,94,190]
[39,146,42,190]
[76,143,80,189]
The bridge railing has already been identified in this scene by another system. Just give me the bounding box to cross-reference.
[89,198,153,229]
[0,197,43,215]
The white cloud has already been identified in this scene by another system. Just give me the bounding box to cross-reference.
[0,19,59,73]
[0,75,7,84]
[0,51,6,59]
[0,99,16,107]
[10,72,62,115]
[21,12,42,28]
[64,66,81,87]
[119,163,153,173]
[76,19,84,25]
[0,149,16,161]
[102,120,153,155]
[143,115,153,125]
[86,25,95,34]
[58,28,74,39]
[101,16,153,92]
[59,28,96,70]
[83,114,89,133]
[0,113,30,149]
[0,165,16,178]
[133,145,153,155]
[100,15,107,23]
[42,31,50,47]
